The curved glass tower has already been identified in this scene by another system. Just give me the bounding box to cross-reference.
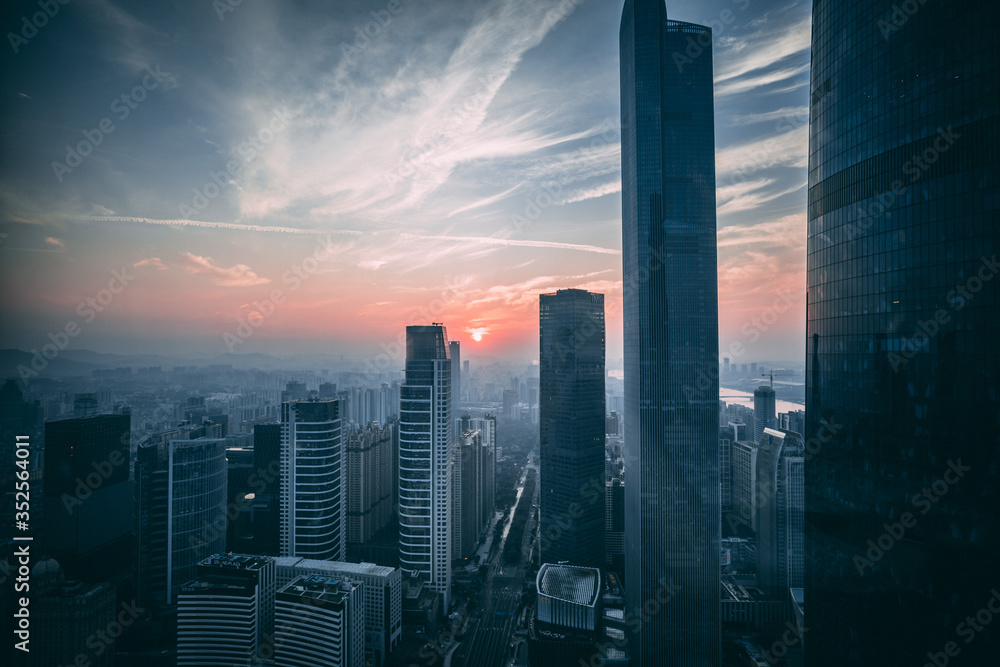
[620,1,720,663]
[806,1,1000,664]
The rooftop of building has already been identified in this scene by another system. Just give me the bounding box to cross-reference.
[273,556,396,578]
[721,575,782,602]
[179,579,254,595]
[200,553,272,571]
[537,563,601,608]
[278,575,356,605]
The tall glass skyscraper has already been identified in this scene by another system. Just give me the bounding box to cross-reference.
[620,1,720,663]
[134,433,228,607]
[399,325,454,609]
[806,1,999,664]
[539,288,606,568]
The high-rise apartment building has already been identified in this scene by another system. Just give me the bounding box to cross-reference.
[806,1,999,663]
[539,288,606,568]
[280,399,345,561]
[346,422,394,545]
[620,0,721,661]
[399,325,454,609]
[466,414,497,526]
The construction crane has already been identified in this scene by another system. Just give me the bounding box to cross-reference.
[762,369,796,389]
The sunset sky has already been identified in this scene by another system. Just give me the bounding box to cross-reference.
[0,0,811,367]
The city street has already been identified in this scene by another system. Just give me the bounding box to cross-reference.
[454,462,538,667]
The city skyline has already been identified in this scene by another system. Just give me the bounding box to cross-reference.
[0,0,812,366]
[4,0,995,665]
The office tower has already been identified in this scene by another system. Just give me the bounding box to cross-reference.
[750,362,758,377]
[539,289,606,568]
[399,325,454,609]
[752,384,776,443]
[723,358,730,375]
[731,440,758,532]
[29,560,117,667]
[252,423,282,556]
[718,429,732,510]
[176,554,276,667]
[134,429,227,607]
[273,557,402,667]
[754,428,804,597]
[346,422,394,545]
[463,359,469,376]
[280,399,345,561]
[450,340,461,418]
[620,0,720,662]
[274,575,364,667]
[319,382,337,398]
[806,1,999,664]
[42,412,132,583]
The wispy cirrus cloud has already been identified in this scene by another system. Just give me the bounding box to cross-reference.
[400,233,620,256]
[719,214,805,249]
[728,106,809,127]
[715,63,809,98]
[715,15,811,84]
[717,178,805,216]
[716,124,809,177]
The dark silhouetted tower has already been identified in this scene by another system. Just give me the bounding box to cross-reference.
[806,1,1000,663]
[539,289,606,568]
[620,0,721,662]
